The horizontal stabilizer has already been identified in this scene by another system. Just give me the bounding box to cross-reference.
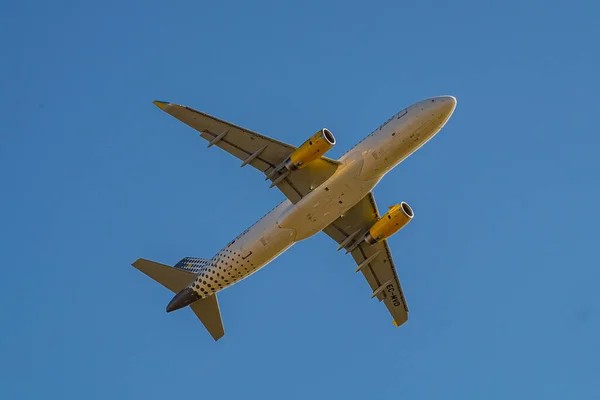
[132,258,195,293]
[191,295,225,341]
[131,258,225,340]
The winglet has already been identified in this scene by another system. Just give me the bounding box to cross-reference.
[153,100,170,110]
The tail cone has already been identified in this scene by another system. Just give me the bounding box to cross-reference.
[166,288,200,313]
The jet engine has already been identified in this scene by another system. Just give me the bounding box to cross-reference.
[284,128,336,170]
[365,202,414,244]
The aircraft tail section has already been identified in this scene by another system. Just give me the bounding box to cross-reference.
[132,258,197,293]
[191,295,224,341]
[173,256,212,274]
[131,257,225,341]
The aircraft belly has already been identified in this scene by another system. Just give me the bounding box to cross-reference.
[200,111,446,297]
[203,201,296,293]
[394,120,440,161]
[277,156,374,241]
[237,223,296,268]
[360,117,442,180]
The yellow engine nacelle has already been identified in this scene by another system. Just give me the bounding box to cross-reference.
[365,202,414,244]
[285,128,336,170]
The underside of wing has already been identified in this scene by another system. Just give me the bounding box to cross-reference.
[153,101,339,203]
[322,193,409,327]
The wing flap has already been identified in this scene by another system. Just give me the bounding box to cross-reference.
[155,101,339,203]
[207,133,274,171]
[322,193,409,327]
[352,240,408,326]
[162,103,294,170]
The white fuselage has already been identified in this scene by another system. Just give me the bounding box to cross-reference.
[189,97,456,298]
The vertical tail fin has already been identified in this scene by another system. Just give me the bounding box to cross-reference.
[173,256,211,274]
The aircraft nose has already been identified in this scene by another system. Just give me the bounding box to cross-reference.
[166,287,200,313]
[428,96,456,124]
[433,95,456,113]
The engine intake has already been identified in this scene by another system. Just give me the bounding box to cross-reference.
[365,202,414,244]
[285,128,335,170]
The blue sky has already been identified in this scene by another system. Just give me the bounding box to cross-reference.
[1,0,599,398]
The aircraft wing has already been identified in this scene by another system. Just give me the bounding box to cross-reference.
[322,192,409,327]
[153,101,340,204]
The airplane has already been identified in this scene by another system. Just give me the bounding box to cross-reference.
[132,95,457,341]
